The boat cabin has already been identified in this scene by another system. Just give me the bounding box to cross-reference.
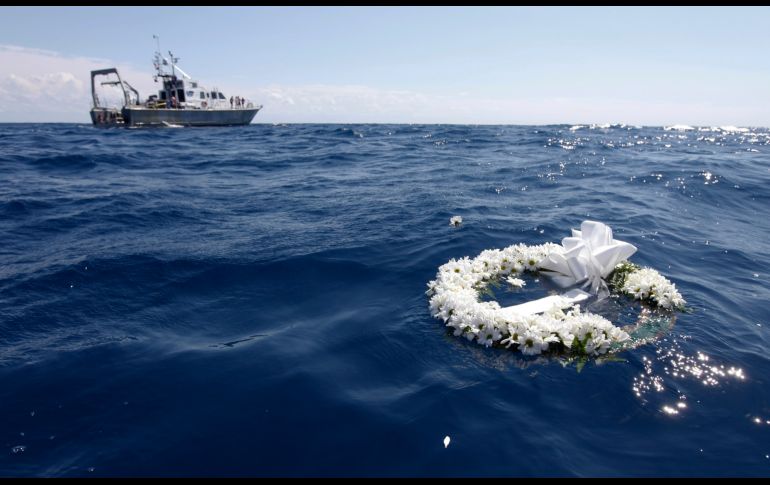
[151,76,231,110]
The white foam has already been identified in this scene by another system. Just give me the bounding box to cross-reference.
[718,125,750,133]
[664,124,694,131]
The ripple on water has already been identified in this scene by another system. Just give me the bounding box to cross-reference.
[0,124,769,476]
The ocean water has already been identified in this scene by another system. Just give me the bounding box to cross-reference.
[1,123,769,477]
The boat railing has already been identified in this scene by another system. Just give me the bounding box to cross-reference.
[138,100,260,111]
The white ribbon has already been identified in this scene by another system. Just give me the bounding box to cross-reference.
[500,221,637,318]
[499,288,592,320]
[539,220,637,299]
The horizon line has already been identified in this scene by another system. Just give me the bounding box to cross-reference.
[0,121,767,129]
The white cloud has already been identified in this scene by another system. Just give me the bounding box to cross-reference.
[242,84,758,126]
[2,72,83,101]
[246,84,444,123]
[0,44,766,126]
[0,44,155,122]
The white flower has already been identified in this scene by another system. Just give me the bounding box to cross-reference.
[506,277,526,288]
[622,267,685,310]
[518,328,549,355]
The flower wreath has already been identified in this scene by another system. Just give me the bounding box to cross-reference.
[426,221,686,356]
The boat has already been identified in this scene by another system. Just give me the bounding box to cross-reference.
[90,39,261,127]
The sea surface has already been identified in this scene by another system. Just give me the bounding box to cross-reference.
[1,123,769,477]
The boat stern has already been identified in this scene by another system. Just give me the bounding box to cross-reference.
[90,107,124,126]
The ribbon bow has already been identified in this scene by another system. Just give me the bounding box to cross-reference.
[539,221,637,299]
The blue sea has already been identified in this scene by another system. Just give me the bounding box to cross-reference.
[1,123,769,477]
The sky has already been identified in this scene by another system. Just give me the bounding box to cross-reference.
[1,6,769,125]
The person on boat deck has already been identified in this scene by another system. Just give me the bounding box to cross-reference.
[170,93,178,109]
[230,96,234,108]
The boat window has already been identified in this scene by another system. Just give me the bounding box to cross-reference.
[200,92,205,99]
[191,82,198,88]
[177,89,186,102]
[218,92,226,100]
[210,92,216,99]
[186,91,194,97]
[160,91,167,100]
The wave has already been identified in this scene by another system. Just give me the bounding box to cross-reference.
[1,123,769,476]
